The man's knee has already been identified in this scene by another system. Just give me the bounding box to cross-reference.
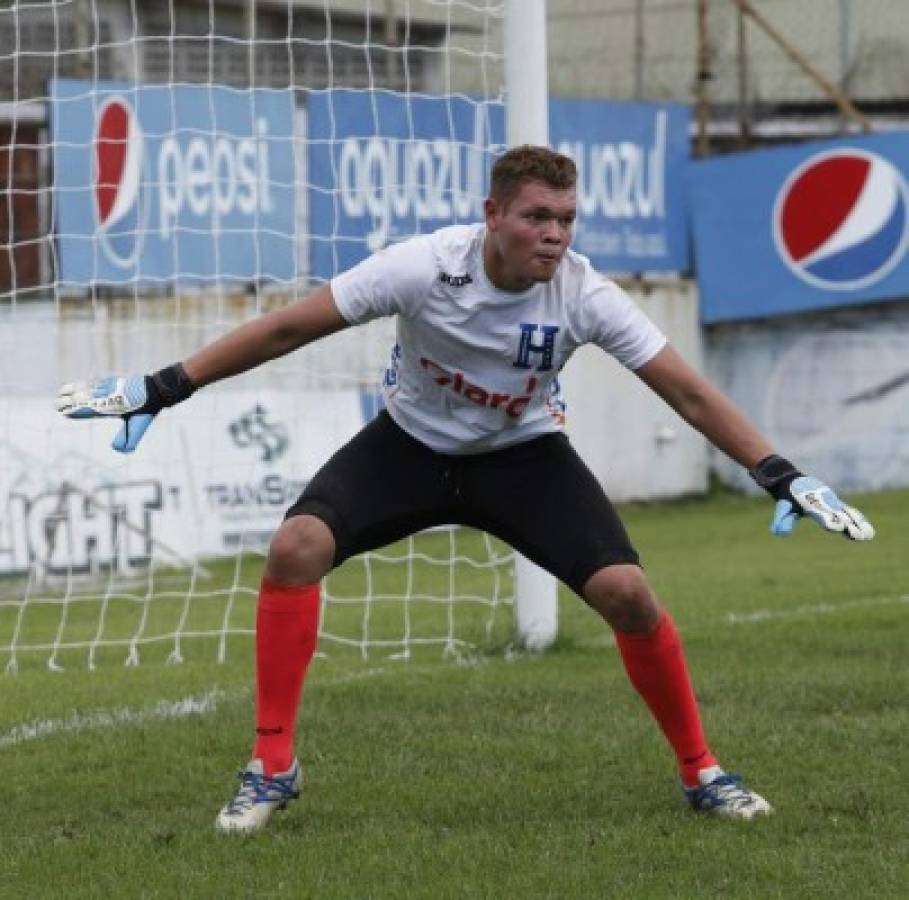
[266,515,336,585]
[582,564,661,633]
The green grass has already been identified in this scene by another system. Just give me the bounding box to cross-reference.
[1,489,908,899]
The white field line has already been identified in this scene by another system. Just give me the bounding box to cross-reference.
[572,592,909,648]
[0,689,233,749]
[724,593,909,624]
[0,666,393,751]
[3,595,907,749]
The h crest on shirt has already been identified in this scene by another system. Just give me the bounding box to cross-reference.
[513,323,560,372]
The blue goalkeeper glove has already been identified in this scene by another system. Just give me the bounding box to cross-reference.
[55,363,196,453]
[749,454,875,541]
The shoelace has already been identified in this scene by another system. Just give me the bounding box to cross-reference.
[689,773,758,811]
[225,768,298,815]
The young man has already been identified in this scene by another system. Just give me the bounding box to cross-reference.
[57,146,874,834]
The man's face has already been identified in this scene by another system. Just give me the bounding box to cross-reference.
[484,179,576,290]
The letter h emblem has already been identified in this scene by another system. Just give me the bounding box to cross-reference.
[513,323,559,371]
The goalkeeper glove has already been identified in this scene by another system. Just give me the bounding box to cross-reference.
[749,454,875,541]
[55,363,196,453]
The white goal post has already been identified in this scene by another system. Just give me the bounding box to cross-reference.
[504,0,558,650]
[0,0,558,671]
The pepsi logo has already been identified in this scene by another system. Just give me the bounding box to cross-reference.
[93,96,147,268]
[773,149,909,291]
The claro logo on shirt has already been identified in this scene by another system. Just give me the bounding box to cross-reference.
[420,357,536,418]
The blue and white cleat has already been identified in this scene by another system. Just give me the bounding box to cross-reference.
[215,758,302,834]
[683,766,773,819]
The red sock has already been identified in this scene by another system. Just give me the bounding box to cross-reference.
[252,576,320,776]
[614,611,718,788]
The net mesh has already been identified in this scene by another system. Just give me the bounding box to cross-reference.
[0,0,515,672]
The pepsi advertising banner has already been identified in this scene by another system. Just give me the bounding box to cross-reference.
[551,99,691,273]
[689,133,909,323]
[51,79,296,286]
[307,90,505,279]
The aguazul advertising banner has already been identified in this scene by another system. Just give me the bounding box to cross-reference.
[688,132,909,322]
[550,99,691,273]
[51,79,297,286]
[307,92,691,279]
[306,90,506,279]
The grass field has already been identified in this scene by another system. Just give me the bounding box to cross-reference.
[1,488,908,899]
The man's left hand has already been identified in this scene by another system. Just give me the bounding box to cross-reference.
[770,475,875,540]
[749,454,875,541]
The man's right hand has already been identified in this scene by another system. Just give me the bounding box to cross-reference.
[55,364,196,453]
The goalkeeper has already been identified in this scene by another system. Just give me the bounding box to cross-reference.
[57,146,874,834]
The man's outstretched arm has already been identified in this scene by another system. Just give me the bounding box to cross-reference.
[634,343,772,470]
[181,284,347,387]
[635,344,874,540]
[56,284,348,452]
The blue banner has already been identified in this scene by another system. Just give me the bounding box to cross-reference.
[307,90,505,279]
[307,94,691,279]
[52,79,296,286]
[551,99,691,273]
[689,132,909,323]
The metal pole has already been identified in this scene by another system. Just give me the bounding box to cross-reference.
[695,0,711,157]
[247,0,256,86]
[74,0,93,78]
[736,0,751,146]
[735,0,870,132]
[503,0,557,651]
[634,0,645,100]
[385,0,398,89]
[838,0,850,88]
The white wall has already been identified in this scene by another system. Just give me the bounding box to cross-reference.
[706,303,909,494]
[561,279,708,502]
[562,279,909,501]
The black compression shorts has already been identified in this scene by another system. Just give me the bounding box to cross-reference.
[286,411,640,597]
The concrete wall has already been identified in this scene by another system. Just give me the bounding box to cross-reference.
[706,302,909,494]
[8,2,907,106]
[555,278,909,502]
[450,1,908,106]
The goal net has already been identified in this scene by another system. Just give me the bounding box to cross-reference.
[0,0,519,672]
